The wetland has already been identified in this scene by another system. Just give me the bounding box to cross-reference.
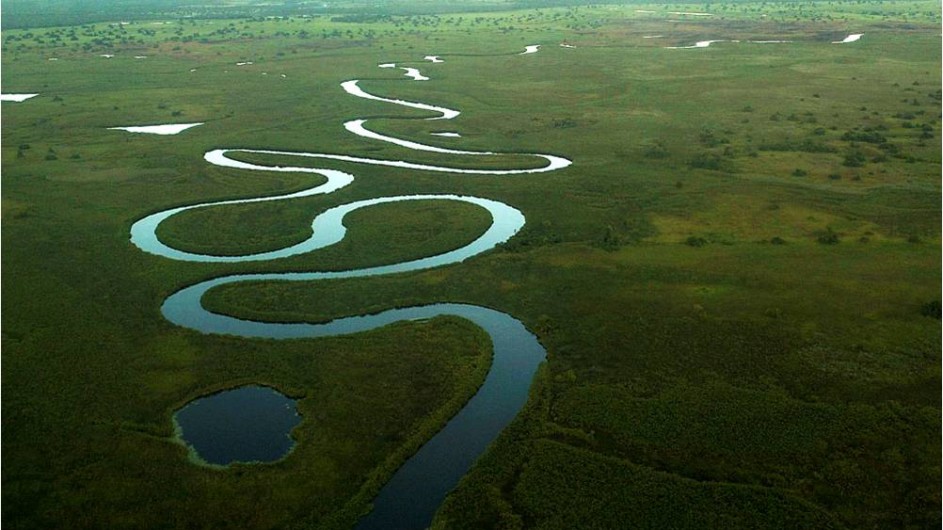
[2,1,940,528]
[174,385,301,466]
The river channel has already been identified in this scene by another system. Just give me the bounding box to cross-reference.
[134,57,570,529]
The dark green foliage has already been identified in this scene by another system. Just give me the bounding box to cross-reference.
[699,128,729,147]
[842,130,887,144]
[598,225,622,251]
[843,150,867,167]
[816,227,840,244]
[920,300,941,319]
[689,152,724,170]
[548,382,939,528]
[552,118,577,129]
[759,138,835,153]
[643,141,668,159]
[685,236,708,247]
[498,222,563,252]
[331,14,393,23]
[511,440,842,529]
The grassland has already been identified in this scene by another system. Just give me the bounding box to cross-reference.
[2,2,940,529]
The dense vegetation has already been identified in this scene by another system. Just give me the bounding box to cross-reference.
[2,1,940,528]
[1,0,765,29]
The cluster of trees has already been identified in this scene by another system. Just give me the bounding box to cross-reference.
[3,7,610,52]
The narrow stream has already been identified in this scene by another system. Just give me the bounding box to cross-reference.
[134,57,570,529]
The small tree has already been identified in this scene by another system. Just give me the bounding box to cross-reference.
[817,227,839,245]
[843,150,866,167]
[685,236,708,247]
[920,300,941,319]
[643,141,669,159]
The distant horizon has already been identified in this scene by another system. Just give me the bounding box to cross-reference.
[2,0,625,29]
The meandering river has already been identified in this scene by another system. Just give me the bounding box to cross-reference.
[133,59,571,529]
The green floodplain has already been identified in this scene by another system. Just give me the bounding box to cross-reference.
[1,0,940,528]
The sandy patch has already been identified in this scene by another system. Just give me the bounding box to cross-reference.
[109,123,204,135]
[833,34,863,44]
[520,45,541,55]
[431,132,461,137]
[424,56,443,63]
[401,67,429,81]
[1,94,39,102]
[666,40,724,49]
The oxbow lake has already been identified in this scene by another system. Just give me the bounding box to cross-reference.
[174,385,301,466]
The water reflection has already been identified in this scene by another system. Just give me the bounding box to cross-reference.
[175,385,301,466]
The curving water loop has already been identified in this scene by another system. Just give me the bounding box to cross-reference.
[135,59,571,529]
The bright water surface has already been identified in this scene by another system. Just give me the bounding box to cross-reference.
[138,69,568,529]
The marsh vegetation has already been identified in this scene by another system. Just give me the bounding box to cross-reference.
[2,1,940,528]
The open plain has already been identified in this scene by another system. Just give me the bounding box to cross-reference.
[2,1,940,528]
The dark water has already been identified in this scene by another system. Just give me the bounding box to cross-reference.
[162,293,546,529]
[174,385,301,466]
[140,76,561,526]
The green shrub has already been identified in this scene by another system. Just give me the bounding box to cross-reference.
[843,150,867,167]
[920,300,941,319]
[842,130,887,144]
[816,228,840,245]
[689,152,723,170]
[643,141,668,159]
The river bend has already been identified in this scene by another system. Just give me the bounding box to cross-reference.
[134,58,571,529]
